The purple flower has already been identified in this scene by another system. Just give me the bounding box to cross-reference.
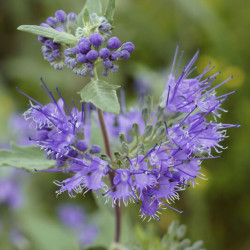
[99,48,111,59]
[86,50,99,61]
[90,145,101,154]
[108,169,136,206]
[46,17,57,27]
[76,54,87,64]
[122,42,135,53]
[121,50,130,60]
[68,12,77,23]
[78,39,91,54]
[140,189,161,221]
[110,51,121,61]
[55,10,67,23]
[103,59,112,68]
[89,33,103,47]
[18,80,93,165]
[107,37,121,50]
[76,140,88,152]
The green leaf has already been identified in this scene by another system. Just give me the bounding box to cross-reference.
[17,25,77,45]
[0,143,55,172]
[83,7,91,25]
[78,80,120,114]
[105,0,116,23]
[85,0,102,16]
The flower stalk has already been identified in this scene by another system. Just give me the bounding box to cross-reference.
[92,70,121,243]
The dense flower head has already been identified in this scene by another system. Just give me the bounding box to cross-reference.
[20,47,238,221]
[18,78,95,166]
[37,9,135,77]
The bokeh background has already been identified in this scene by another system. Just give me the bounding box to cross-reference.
[0,0,249,249]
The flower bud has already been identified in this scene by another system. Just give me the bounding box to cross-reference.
[99,48,111,59]
[143,125,153,138]
[78,40,91,54]
[107,37,121,50]
[86,50,98,61]
[76,54,87,64]
[64,49,72,57]
[76,140,88,152]
[55,27,65,32]
[90,145,101,154]
[46,17,57,27]
[121,50,130,60]
[40,23,50,28]
[110,51,121,61]
[52,49,61,58]
[103,59,112,68]
[89,33,103,47]
[122,42,135,53]
[110,64,119,73]
[55,10,67,23]
[68,12,77,22]
[71,46,79,54]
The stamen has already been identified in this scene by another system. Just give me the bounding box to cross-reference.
[170,45,179,75]
[161,201,183,214]
[56,87,73,119]
[16,87,42,106]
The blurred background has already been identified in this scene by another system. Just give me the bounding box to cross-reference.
[0,0,249,249]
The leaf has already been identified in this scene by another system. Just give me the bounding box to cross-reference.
[77,0,102,27]
[78,80,120,114]
[85,0,102,16]
[104,0,116,23]
[83,7,91,26]
[17,25,77,45]
[0,142,55,172]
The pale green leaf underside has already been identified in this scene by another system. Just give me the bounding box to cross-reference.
[105,0,116,23]
[17,25,77,45]
[0,143,55,172]
[78,80,120,114]
[85,0,102,16]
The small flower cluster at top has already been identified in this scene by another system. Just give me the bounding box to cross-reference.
[38,10,135,77]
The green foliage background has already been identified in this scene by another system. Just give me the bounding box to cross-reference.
[0,0,249,249]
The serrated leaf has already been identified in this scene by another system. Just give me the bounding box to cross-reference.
[104,0,115,23]
[85,0,102,16]
[78,80,120,114]
[17,25,77,45]
[0,143,55,172]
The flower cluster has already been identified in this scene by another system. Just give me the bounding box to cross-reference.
[37,10,135,77]
[18,78,102,167]
[39,10,78,70]
[64,36,135,77]
[19,47,238,221]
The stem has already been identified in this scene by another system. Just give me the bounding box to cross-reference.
[91,69,121,243]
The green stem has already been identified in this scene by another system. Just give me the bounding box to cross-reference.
[91,69,121,243]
